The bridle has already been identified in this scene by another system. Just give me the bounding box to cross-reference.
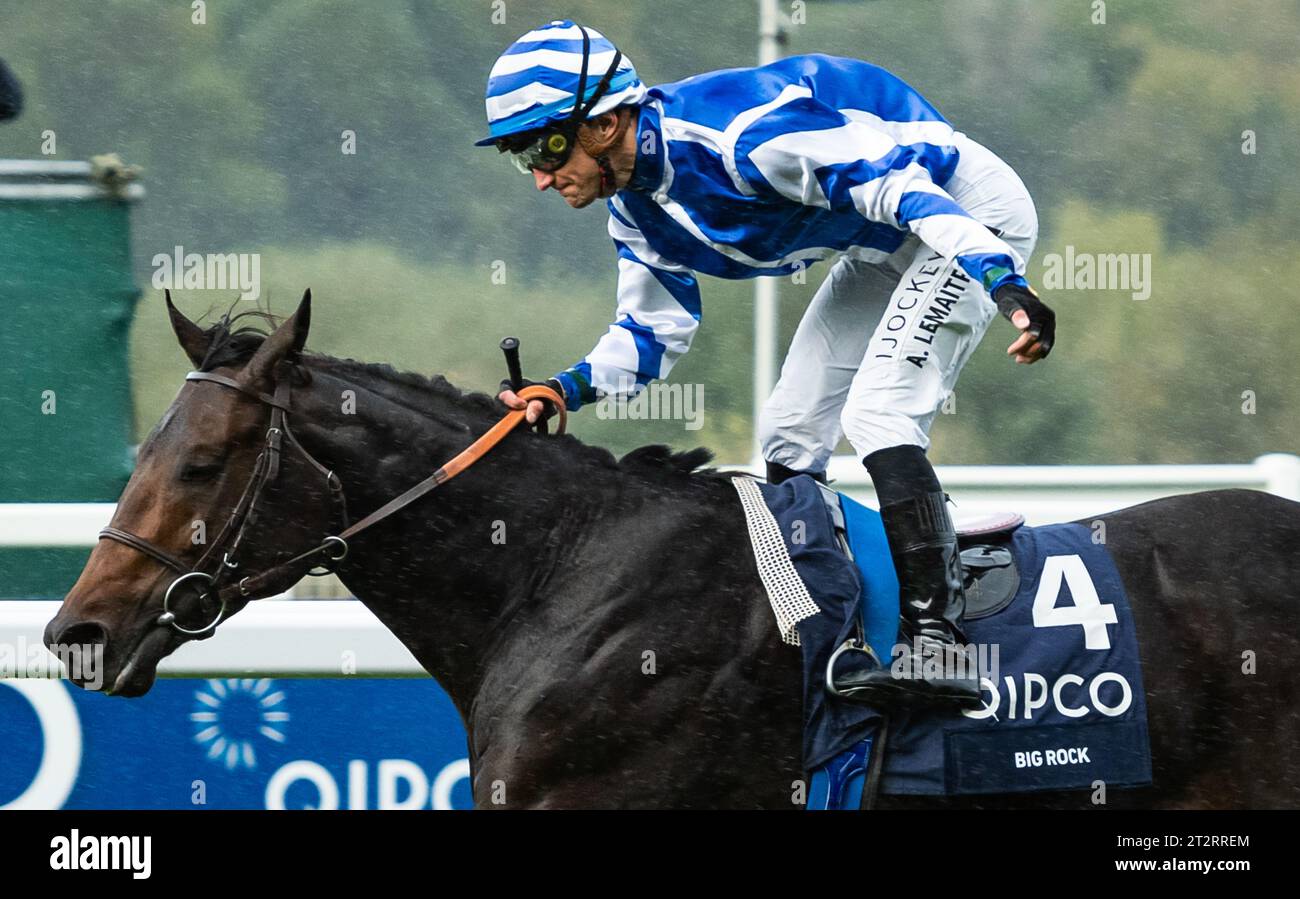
[568,24,628,196]
[99,363,567,637]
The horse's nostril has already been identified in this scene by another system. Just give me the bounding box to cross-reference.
[50,621,108,654]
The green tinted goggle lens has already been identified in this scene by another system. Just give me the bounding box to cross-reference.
[501,129,573,174]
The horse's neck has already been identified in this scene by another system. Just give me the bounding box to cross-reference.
[283,369,795,804]
[288,369,602,711]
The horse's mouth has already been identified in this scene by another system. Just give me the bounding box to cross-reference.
[104,625,175,697]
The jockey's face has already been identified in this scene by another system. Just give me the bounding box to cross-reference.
[528,111,633,209]
[530,126,604,209]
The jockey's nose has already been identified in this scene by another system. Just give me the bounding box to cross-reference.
[533,169,555,191]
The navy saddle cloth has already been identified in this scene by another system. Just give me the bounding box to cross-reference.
[743,475,1153,803]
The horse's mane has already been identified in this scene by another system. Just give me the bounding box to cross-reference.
[195,308,727,482]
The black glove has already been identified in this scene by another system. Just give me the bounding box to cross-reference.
[498,377,565,430]
[992,282,1056,358]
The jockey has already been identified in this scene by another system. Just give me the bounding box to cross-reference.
[482,21,1055,709]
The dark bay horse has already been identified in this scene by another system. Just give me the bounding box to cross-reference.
[46,293,1300,808]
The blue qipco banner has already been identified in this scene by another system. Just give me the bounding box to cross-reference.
[0,678,474,810]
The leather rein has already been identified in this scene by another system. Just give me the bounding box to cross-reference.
[99,365,567,636]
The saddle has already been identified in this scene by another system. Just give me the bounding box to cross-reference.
[815,482,1023,625]
[731,473,1152,809]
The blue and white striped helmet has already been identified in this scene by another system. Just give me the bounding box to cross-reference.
[474,20,647,147]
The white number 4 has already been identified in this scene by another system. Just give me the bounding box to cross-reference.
[1031,554,1117,650]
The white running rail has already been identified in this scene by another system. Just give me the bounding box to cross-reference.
[3,454,1296,677]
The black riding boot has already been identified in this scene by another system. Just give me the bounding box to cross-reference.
[829,490,983,708]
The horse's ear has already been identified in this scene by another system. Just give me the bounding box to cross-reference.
[241,289,312,388]
[166,290,209,368]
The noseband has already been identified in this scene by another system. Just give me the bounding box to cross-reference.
[99,365,566,637]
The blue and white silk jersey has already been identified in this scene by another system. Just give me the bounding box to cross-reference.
[554,53,1031,411]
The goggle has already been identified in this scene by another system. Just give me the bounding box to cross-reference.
[496,126,577,175]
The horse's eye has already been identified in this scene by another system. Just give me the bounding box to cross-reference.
[179,462,223,483]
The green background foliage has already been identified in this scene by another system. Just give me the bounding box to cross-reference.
[1,0,1295,464]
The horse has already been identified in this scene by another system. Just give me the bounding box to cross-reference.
[45,292,1300,809]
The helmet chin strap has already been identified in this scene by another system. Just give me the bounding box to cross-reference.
[563,24,630,198]
[596,156,618,196]
[577,109,632,197]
